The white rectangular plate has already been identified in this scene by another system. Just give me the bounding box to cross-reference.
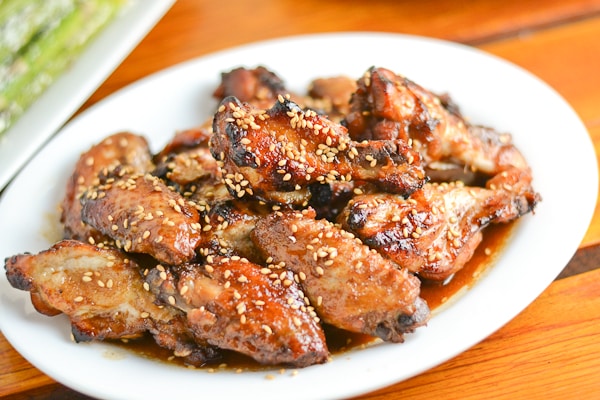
[0,0,175,190]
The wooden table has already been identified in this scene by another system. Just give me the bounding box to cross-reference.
[2,0,600,398]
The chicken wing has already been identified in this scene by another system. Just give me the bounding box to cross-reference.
[252,209,429,342]
[344,66,531,178]
[80,172,202,265]
[145,256,329,367]
[4,240,219,365]
[61,132,154,244]
[338,177,538,281]
[210,95,426,205]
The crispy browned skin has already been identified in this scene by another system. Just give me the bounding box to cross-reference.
[252,209,429,342]
[61,132,154,243]
[338,177,539,281]
[3,240,219,365]
[146,257,329,367]
[344,67,531,177]
[210,96,426,205]
[80,172,202,265]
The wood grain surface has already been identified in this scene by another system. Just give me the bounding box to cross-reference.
[2,0,600,398]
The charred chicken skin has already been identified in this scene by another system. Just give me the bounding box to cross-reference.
[145,256,329,367]
[338,178,538,281]
[210,95,427,205]
[4,240,219,365]
[252,209,429,342]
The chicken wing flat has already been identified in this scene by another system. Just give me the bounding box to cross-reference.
[252,209,429,343]
[338,179,538,281]
[344,66,531,178]
[145,256,329,367]
[210,95,426,205]
[61,132,154,244]
[4,240,219,365]
[80,172,202,265]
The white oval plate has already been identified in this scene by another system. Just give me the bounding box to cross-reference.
[0,33,596,400]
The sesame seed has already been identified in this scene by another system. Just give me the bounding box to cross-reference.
[262,325,273,334]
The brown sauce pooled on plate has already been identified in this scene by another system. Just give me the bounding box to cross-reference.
[113,221,516,370]
[420,221,515,310]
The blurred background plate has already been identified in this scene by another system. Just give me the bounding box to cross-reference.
[0,0,174,190]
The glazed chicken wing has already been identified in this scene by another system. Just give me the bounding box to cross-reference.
[61,132,154,244]
[338,177,538,281]
[344,66,531,179]
[252,209,429,342]
[145,256,329,367]
[4,240,219,365]
[210,95,426,205]
[80,172,202,265]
